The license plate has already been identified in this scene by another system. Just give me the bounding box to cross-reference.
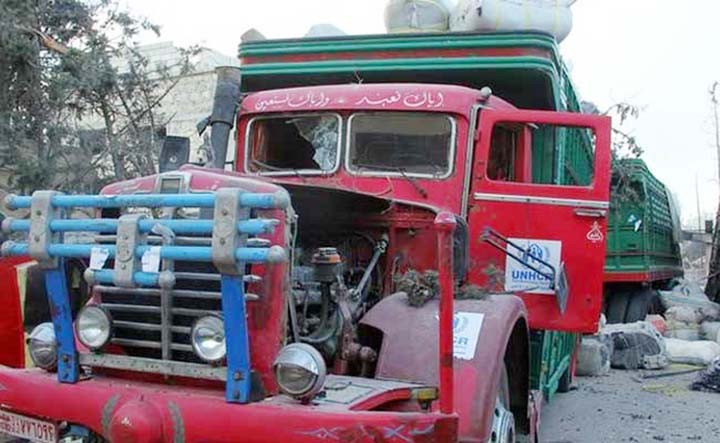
[0,409,57,443]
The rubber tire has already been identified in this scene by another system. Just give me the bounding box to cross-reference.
[624,289,659,323]
[606,291,630,324]
[494,363,515,443]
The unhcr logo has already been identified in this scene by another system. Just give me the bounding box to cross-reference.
[513,243,552,282]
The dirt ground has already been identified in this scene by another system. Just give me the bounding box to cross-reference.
[540,367,720,443]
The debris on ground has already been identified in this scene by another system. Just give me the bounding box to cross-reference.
[646,314,667,335]
[395,270,439,307]
[664,306,703,340]
[659,279,720,320]
[604,321,669,370]
[701,321,720,343]
[577,334,613,376]
[691,356,720,393]
[665,338,720,366]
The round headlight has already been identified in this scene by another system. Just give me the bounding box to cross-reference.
[76,305,113,351]
[273,343,326,401]
[191,316,226,363]
[28,323,57,370]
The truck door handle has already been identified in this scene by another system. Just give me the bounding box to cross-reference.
[574,208,607,218]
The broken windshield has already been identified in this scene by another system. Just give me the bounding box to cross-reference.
[246,114,340,174]
[347,112,454,178]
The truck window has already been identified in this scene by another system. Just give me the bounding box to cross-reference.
[347,112,454,178]
[246,114,341,174]
[487,122,595,186]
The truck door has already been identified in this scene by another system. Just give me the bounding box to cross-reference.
[467,109,611,333]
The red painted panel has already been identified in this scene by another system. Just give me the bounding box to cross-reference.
[468,110,612,333]
[0,257,32,368]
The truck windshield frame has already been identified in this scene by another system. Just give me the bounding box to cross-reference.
[345,112,456,179]
[244,112,343,176]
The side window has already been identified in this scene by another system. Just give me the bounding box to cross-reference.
[487,122,596,187]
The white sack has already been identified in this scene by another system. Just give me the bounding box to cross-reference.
[385,0,454,33]
[450,0,574,43]
[665,338,720,366]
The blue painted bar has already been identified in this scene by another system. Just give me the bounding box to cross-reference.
[44,263,79,384]
[7,192,285,210]
[221,275,252,403]
[7,218,277,236]
[3,243,276,264]
[90,269,161,287]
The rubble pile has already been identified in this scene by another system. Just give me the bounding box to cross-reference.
[578,279,720,379]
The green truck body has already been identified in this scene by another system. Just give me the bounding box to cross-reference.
[239,31,588,399]
[604,159,684,323]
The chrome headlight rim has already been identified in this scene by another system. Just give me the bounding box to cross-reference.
[28,322,58,371]
[190,315,227,364]
[273,343,327,400]
[76,305,113,351]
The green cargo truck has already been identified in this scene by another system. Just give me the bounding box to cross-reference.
[604,158,684,323]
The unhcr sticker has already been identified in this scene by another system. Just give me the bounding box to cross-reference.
[453,312,484,360]
[504,238,562,294]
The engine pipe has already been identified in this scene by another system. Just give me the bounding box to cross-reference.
[434,211,456,415]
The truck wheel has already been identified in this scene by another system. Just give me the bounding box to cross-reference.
[624,289,659,323]
[491,363,515,443]
[606,291,630,324]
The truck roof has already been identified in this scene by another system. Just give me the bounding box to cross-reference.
[241,83,514,116]
[238,31,579,112]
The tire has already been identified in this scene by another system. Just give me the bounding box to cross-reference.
[606,291,630,324]
[491,363,515,443]
[624,289,659,323]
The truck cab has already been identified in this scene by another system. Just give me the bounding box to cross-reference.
[0,32,610,443]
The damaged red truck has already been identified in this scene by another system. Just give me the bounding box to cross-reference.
[0,32,610,443]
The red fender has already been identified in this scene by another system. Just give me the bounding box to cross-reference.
[0,257,33,368]
[360,293,529,443]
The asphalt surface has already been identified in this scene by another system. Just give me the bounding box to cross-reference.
[540,367,720,443]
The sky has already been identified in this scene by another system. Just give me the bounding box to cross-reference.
[124,0,720,228]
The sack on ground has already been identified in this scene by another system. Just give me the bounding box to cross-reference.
[604,321,668,370]
[665,338,720,366]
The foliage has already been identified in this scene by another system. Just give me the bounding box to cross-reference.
[0,0,194,193]
[583,100,645,207]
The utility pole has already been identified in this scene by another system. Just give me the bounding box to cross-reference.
[705,82,720,301]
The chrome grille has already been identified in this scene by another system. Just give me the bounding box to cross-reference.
[94,233,258,364]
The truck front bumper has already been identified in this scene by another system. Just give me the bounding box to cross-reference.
[0,366,457,443]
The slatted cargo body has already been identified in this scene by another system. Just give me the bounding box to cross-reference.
[605,159,683,283]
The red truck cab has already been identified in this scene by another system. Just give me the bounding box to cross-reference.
[0,33,610,443]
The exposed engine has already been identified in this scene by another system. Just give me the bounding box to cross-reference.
[290,232,387,376]
[278,183,403,376]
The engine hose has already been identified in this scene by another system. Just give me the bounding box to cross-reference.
[299,310,342,344]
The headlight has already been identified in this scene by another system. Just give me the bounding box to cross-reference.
[28,323,57,370]
[76,305,113,351]
[191,315,226,363]
[273,343,326,401]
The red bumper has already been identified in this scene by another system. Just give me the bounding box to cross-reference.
[0,367,457,443]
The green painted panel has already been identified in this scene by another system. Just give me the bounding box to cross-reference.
[606,159,683,278]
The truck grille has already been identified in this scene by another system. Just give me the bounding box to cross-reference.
[97,260,224,364]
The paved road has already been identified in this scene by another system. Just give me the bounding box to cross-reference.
[541,368,720,442]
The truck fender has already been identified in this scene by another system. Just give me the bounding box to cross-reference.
[360,292,530,442]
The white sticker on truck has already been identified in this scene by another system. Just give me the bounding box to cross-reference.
[504,238,562,294]
[453,312,485,360]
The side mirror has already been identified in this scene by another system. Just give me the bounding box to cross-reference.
[159,136,191,173]
[706,220,714,235]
